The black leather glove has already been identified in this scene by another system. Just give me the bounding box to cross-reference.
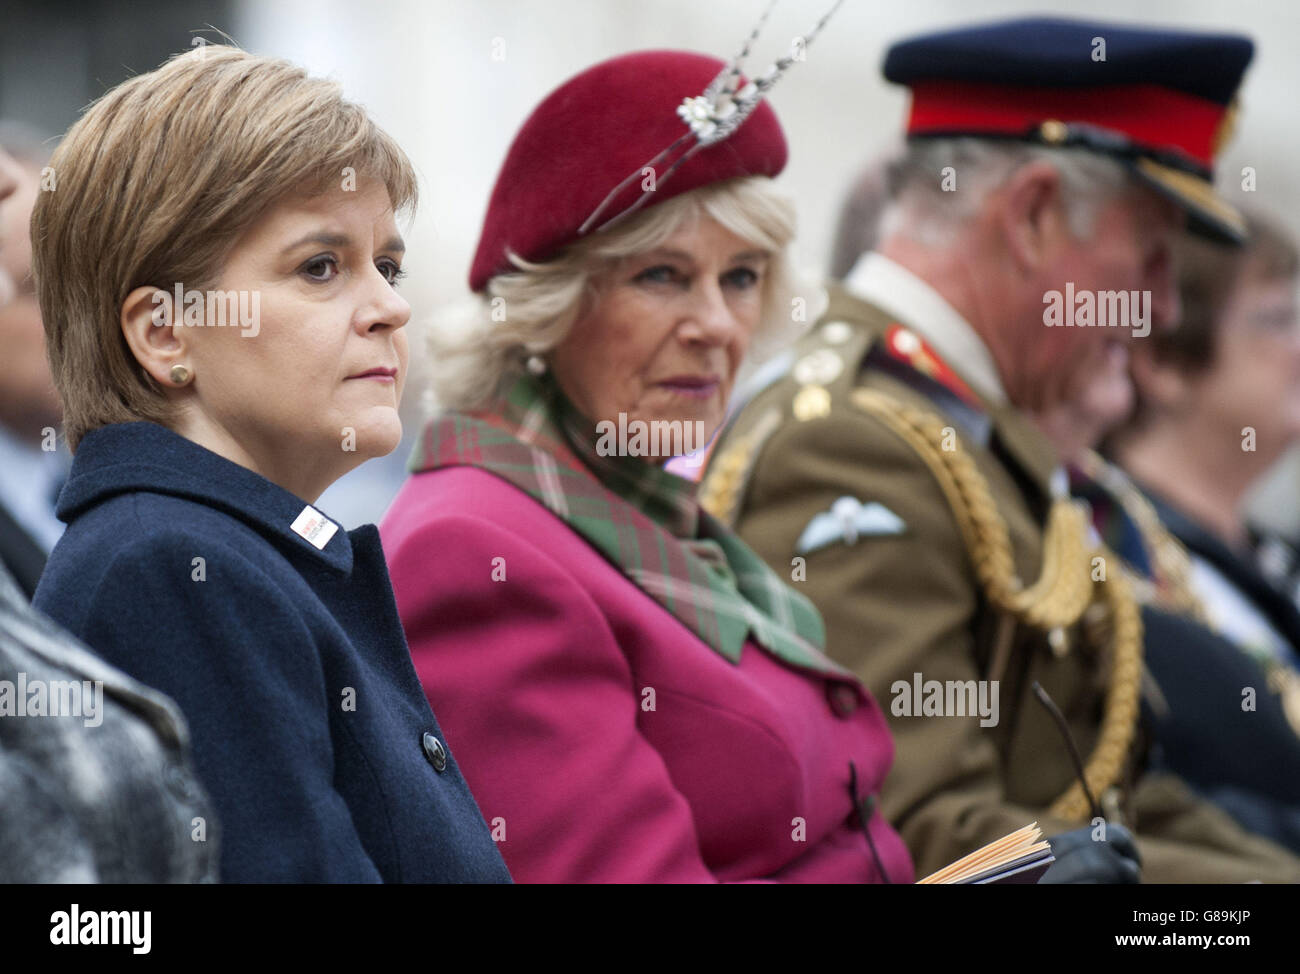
[1040,823,1142,884]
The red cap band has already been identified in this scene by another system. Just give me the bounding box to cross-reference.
[906,81,1225,171]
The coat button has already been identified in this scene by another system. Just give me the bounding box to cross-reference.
[828,683,858,718]
[422,732,448,773]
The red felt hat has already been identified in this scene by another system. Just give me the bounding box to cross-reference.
[469,49,788,292]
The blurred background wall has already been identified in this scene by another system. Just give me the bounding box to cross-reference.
[3,0,1297,528]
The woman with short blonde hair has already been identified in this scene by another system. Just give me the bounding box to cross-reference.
[35,45,416,452]
[33,45,509,883]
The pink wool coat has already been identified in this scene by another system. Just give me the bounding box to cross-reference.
[381,466,915,884]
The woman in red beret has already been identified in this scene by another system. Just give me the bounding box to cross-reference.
[381,48,913,883]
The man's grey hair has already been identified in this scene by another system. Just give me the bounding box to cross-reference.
[829,147,902,280]
[878,138,1134,247]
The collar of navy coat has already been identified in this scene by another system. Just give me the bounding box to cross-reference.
[56,422,354,575]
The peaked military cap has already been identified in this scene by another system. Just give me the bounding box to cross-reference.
[883,16,1254,242]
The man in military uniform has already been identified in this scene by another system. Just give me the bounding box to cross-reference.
[702,17,1300,882]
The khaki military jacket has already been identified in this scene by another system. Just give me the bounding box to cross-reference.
[702,283,1300,883]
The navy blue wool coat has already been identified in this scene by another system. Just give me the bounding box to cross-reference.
[34,422,510,884]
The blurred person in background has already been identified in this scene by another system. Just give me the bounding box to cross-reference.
[30,46,509,883]
[1110,212,1300,672]
[0,141,217,882]
[1098,212,1300,848]
[826,148,901,285]
[1114,216,1300,574]
[0,123,66,598]
[0,546,221,882]
[0,146,19,330]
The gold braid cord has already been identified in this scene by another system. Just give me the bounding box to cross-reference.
[700,433,754,525]
[1076,448,1206,621]
[850,387,1143,821]
[1049,568,1144,820]
[699,408,781,525]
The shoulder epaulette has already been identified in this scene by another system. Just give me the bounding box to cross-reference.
[700,317,870,524]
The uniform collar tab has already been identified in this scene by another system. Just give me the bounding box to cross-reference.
[844,252,1008,407]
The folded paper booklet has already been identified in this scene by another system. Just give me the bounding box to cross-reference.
[916,823,1055,884]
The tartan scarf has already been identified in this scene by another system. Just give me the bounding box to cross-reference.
[408,371,851,679]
